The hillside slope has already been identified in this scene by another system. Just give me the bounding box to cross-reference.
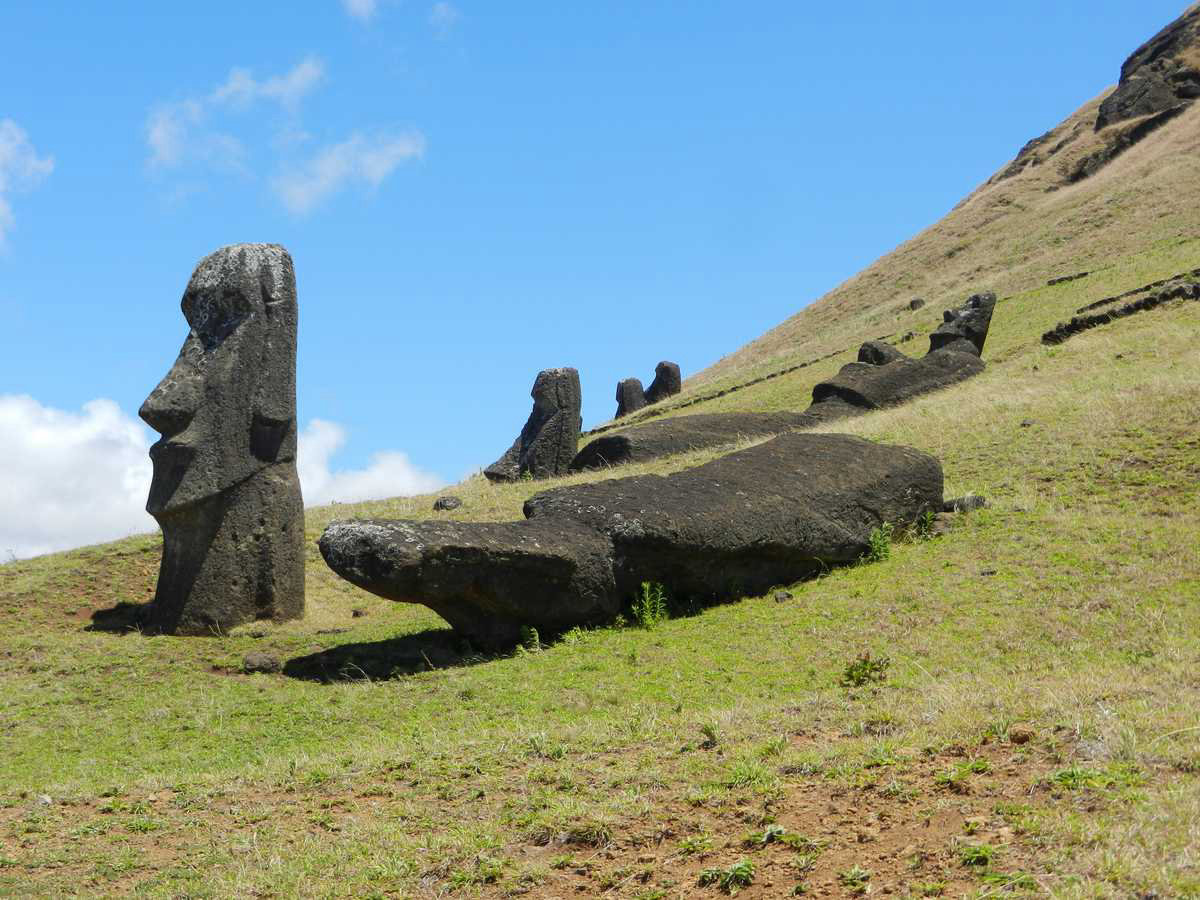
[1,8,1199,899]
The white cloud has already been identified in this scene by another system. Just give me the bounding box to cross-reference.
[210,57,325,111]
[0,120,54,245]
[146,58,324,170]
[0,395,155,560]
[298,419,443,505]
[273,131,425,214]
[342,0,378,21]
[429,2,461,32]
[0,396,440,560]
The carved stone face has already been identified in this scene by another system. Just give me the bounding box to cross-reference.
[140,244,298,516]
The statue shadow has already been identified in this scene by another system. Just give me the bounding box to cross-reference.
[86,601,151,634]
[283,629,487,682]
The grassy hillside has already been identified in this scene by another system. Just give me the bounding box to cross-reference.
[3,37,1200,900]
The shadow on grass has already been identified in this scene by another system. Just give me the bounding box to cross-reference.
[86,601,151,634]
[283,629,488,682]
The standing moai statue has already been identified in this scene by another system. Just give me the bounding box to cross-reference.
[644,360,682,404]
[484,367,583,482]
[614,378,647,418]
[138,243,305,634]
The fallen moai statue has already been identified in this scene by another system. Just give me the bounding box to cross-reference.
[320,432,943,647]
[613,360,682,418]
[570,292,995,471]
[484,367,583,482]
[138,243,305,635]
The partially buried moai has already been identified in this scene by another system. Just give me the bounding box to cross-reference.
[139,243,305,635]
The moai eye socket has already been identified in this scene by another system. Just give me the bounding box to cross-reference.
[183,289,252,351]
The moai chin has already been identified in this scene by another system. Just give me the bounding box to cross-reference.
[139,243,305,635]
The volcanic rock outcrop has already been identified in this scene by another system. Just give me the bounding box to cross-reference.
[570,292,995,471]
[1095,5,1200,130]
[139,243,305,635]
[320,433,943,647]
[484,368,582,482]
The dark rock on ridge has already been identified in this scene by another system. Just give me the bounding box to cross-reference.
[320,433,943,647]
[138,243,305,636]
[484,368,582,482]
[1095,5,1200,130]
[615,378,647,418]
[644,361,682,404]
[570,292,995,472]
[909,297,926,311]
[433,495,463,512]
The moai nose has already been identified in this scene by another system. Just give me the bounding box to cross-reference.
[139,355,203,438]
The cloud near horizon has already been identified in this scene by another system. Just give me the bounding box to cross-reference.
[0,119,54,245]
[0,396,443,561]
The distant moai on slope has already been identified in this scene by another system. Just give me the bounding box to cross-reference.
[484,367,583,482]
[138,243,305,635]
[613,360,682,418]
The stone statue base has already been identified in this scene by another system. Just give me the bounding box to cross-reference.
[143,464,304,635]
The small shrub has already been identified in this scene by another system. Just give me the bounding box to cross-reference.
[699,722,720,750]
[632,581,669,629]
[958,843,996,867]
[838,864,871,894]
[518,625,541,651]
[699,859,754,895]
[678,833,713,856]
[840,652,890,687]
[527,733,566,760]
[861,522,894,563]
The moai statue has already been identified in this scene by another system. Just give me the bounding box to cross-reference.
[644,360,682,404]
[614,378,647,418]
[139,244,305,634]
[928,292,997,356]
[484,368,583,482]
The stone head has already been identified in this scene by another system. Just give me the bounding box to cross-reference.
[140,243,298,516]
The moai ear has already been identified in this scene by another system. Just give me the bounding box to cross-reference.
[250,250,299,463]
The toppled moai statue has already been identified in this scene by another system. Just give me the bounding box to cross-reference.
[615,378,647,418]
[644,360,682,404]
[570,292,996,471]
[928,292,996,355]
[321,433,942,647]
[484,368,582,482]
[139,243,305,635]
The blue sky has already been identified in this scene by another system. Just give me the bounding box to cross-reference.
[0,0,1189,556]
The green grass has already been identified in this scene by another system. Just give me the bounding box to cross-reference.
[0,195,1198,897]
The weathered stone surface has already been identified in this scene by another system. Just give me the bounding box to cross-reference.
[943,495,989,513]
[644,361,682,404]
[433,495,463,512]
[928,292,997,356]
[139,243,305,635]
[811,351,985,411]
[243,652,282,674]
[319,518,617,647]
[569,411,819,470]
[1095,5,1200,130]
[484,368,582,482]
[615,378,647,418]
[321,433,943,647]
[857,340,907,366]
